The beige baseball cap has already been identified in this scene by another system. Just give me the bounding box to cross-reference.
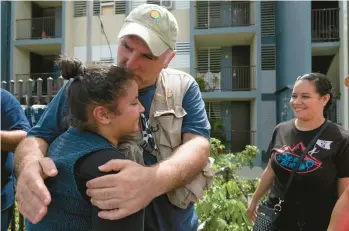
[118,4,179,56]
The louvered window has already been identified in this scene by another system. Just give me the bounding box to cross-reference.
[175,42,190,53]
[168,42,190,69]
[147,0,173,9]
[92,58,115,65]
[74,1,101,17]
[197,49,221,91]
[261,1,276,36]
[130,1,146,10]
[74,1,125,17]
[196,1,220,29]
[197,49,221,73]
[94,1,101,15]
[115,1,126,14]
[205,102,222,120]
[261,45,276,70]
[74,1,87,17]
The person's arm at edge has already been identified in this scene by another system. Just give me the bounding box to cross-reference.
[1,89,31,152]
[13,81,71,224]
[1,130,29,152]
[14,80,71,175]
[327,186,349,231]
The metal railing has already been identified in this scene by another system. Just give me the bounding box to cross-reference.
[311,8,339,42]
[230,130,256,153]
[195,1,254,29]
[196,66,256,92]
[16,17,61,40]
[15,72,61,95]
[2,75,65,105]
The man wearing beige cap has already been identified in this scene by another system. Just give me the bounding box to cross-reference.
[15,4,212,231]
[327,76,349,231]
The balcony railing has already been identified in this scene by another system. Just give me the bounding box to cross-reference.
[195,1,254,29]
[230,130,256,153]
[16,17,61,40]
[15,72,62,96]
[311,8,339,42]
[196,66,256,92]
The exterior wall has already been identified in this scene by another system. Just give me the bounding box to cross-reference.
[13,47,30,88]
[276,1,312,122]
[14,1,32,40]
[63,1,74,56]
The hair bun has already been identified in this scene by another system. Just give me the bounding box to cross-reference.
[56,55,86,80]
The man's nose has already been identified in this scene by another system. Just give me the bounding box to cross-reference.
[126,54,139,70]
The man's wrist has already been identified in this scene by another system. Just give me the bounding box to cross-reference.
[149,161,178,197]
[16,156,41,176]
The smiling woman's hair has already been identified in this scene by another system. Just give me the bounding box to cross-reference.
[296,72,334,118]
[56,55,134,131]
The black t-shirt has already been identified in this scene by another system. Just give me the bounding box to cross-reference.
[74,149,145,231]
[267,119,349,230]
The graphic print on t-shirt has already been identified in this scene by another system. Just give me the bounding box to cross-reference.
[273,140,332,174]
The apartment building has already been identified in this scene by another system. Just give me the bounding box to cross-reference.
[1,0,348,166]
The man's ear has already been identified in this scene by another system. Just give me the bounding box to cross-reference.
[163,50,176,69]
[92,106,112,125]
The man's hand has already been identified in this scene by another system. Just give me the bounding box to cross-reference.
[15,157,58,224]
[86,159,159,220]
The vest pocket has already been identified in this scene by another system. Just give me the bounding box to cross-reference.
[154,107,187,148]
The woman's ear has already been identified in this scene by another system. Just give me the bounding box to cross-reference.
[322,94,331,107]
[92,106,113,125]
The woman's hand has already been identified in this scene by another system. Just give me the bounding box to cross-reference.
[246,199,259,223]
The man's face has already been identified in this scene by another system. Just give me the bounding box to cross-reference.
[117,35,175,89]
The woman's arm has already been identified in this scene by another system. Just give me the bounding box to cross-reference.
[338,177,349,196]
[74,149,144,231]
[247,160,276,222]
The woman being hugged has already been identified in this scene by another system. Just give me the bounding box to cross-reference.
[25,56,145,231]
[247,73,349,231]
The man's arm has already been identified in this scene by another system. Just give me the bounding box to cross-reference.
[328,186,349,231]
[152,133,209,195]
[86,81,211,219]
[154,80,211,192]
[1,130,28,152]
[1,89,31,152]
[14,81,71,224]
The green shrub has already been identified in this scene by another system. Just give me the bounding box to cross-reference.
[196,138,260,231]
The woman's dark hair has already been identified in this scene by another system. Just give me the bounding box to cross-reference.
[296,72,334,118]
[56,55,133,131]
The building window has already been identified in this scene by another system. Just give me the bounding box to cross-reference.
[205,102,221,120]
[101,1,114,15]
[147,0,173,10]
[74,1,125,17]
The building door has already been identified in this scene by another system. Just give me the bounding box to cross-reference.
[231,101,250,153]
[232,46,250,90]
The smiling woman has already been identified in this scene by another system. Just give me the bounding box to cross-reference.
[247,73,349,231]
[291,73,333,129]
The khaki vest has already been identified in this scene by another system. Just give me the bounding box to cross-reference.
[119,68,214,209]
